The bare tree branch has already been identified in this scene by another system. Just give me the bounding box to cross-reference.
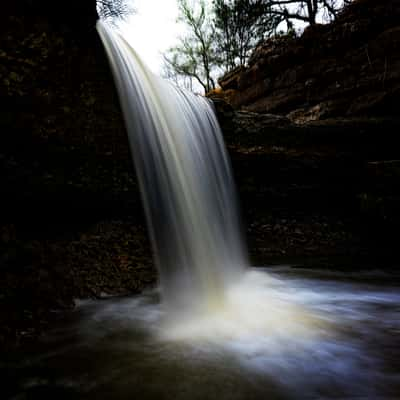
[97,0,135,22]
[163,0,217,93]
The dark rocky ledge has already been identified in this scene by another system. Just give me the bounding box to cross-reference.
[212,103,400,267]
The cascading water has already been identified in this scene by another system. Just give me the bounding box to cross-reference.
[3,20,399,400]
[96,21,247,314]
[95,20,327,344]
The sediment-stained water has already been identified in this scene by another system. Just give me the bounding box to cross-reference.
[4,268,399,399]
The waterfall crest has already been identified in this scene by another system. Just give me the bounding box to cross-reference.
[96,21,247,313]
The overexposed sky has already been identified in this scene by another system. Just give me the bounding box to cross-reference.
[116,0,345,77]
[119,0,183,74]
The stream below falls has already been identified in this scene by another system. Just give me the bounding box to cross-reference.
[3,267,400,400]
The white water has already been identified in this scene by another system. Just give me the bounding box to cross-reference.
[4,22,399,400]
[97,21,247,316]
[96,21,338,344]
[91,23,399,399]
[18,268,399,399]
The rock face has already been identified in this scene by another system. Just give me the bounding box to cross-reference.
[213,102,400,266]
[0,2,157,348]
[212,0,400,263]
[218,0,400,122]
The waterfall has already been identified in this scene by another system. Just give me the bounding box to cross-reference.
[96,21,247,314]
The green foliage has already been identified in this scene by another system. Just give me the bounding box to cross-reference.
[164,0,351,91]
[164,0,218,93]
[213,0,281,70]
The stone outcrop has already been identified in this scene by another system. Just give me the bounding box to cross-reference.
[213,102,400,265]
[218,0,400,122]
[0,2,154,348]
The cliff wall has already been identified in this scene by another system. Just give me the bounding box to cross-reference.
[218,0,400,122]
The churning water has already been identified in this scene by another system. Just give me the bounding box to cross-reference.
[5,268,400,399]
[6,22,397,400]
[97,21,246,315]
[88,22,400,398]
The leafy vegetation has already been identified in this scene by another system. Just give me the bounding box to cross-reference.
[213,0,280,70]
[164,0,351,93]
[163,0,218,93]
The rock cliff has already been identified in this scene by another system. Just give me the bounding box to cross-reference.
[212,0,400,266]
[0,1,155,348]
[218,0,400,122]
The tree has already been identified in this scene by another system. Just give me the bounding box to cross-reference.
[213,0,281,70]
[260,0,349,27]
[97,0,134,22]
[162,58,196,92]
[164,0,351,91]
[164,0,217,93]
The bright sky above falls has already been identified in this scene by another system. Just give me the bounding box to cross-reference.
[119,0,184,74]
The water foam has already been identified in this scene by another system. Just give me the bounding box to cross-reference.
[97,21,246,314]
